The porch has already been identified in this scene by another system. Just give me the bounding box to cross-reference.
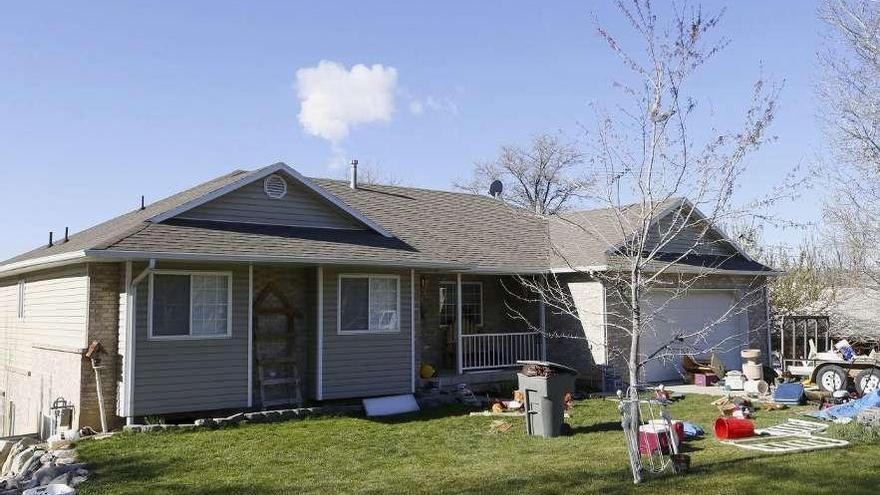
[417,273,546,378]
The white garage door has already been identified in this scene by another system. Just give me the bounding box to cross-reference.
[641,290,748,383]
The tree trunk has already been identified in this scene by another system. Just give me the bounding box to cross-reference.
[627,272,643,483]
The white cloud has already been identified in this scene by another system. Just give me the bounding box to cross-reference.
[295,61,397,144]
[408,100,424,115]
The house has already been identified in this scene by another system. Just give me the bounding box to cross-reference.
[0,162,775,435]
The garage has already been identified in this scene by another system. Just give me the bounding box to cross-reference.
[641,290,748,383]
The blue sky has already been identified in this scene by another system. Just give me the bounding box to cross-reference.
[0,1,826,260]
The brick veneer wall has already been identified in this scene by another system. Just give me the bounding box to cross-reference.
[80,263,122,430]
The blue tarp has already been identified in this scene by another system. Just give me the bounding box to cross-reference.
[807,390,880,421]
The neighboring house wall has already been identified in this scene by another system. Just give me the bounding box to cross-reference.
[177,176,364,230]
[132,263,249,415]
[320,266,413,400]
[0,265,89,436]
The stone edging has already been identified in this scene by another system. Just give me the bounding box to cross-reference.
[122,405,364,433]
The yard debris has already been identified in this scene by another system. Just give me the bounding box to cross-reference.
[0,430,94,495]
[755,418,828,436]
[723,434,849,453]
[488,420,513,434]
[808,389,880,422]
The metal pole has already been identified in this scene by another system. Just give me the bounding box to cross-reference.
[91,360,108,434]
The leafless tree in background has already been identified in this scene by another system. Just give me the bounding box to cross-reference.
[820,0,880,290]
[456,133,590,214]
[503,1,797,482]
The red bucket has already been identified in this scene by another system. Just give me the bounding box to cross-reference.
[714,417,754,440]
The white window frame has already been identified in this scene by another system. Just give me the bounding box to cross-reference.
[337,274,401,335]
[16,280,25,321]
[147,270,233,341]
[439,281,483,327]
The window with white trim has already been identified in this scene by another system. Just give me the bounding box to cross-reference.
[16,280,25,320]
[149,272,232,339]
[338,275,400,333]
[439,281,482,327]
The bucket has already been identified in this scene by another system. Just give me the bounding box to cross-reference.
[743,379,769,395]
[714,417,754,440]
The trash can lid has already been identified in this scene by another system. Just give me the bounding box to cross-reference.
[516,360,578,375]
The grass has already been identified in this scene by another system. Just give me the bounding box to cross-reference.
[75,396,880,495]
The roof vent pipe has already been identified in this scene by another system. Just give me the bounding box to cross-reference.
[48,231,53,247]
[64,227,69,243]
[349,159,359,190]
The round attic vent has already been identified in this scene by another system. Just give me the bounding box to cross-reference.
[263,174,288,199]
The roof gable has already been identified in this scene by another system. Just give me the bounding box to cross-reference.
[149,163,393,237]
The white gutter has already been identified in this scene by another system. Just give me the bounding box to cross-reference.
[125,259,155,424]
[86,249,468,271]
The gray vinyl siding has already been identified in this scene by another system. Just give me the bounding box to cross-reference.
[177,176,365,230]
[645,212,736,256]
[132,263,249,415]
[321,266,412,399]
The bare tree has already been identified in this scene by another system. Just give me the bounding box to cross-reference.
[820,0,880,290]
[456,133,589,214]
[503,1,794,482]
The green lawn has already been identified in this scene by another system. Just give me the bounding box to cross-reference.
[76,396,880,495]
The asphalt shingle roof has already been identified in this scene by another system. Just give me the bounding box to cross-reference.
[0,166,773,275]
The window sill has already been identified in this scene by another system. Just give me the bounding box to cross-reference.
[147,334,233,342]
[337,329,401,336]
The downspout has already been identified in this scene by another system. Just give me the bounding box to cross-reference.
[125,259,155,425]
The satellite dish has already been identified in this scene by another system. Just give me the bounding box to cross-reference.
[488,180,503,198]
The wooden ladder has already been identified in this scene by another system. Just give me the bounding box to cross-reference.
[253,283,303,409]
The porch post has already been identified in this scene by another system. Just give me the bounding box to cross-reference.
[247,264,253,408]
[539,298,547,361]
[456,273,463,375]
[316,265,324,400]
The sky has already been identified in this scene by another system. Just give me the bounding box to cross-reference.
[0,1,829,261]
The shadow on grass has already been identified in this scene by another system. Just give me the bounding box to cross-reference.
[569,421,621,435]
[363,404,482,425]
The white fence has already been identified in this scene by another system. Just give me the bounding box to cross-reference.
[460,332,544,371]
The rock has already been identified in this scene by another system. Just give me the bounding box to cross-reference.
[224,412,246,424]
[142,425,163,433]
[177,424,197,431]
[278,409,300,420]
[30,464,83,487]
[243,412,267,423]
[0,442,14,472]
[1,438,39,477]
[48,471,73,486]
[194,418,216,428]
[123,425,143,433]
[18,450,47,479]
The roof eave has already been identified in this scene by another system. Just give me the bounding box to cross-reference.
[0,250,90,278]
[85,249,469,270]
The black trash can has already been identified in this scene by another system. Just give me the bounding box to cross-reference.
[516,360,578,438]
